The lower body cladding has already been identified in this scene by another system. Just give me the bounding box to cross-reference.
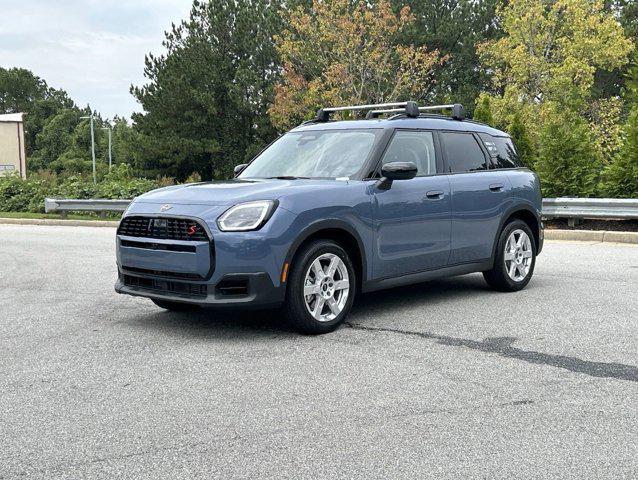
[115,271,284,308]
[114,214,288,309]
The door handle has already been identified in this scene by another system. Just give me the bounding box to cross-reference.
[489,183,504,192]
[425,190,444,199]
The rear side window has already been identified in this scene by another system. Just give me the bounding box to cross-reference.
[479,134,523,168]
[381,130,436,176]
[440,132,489,173]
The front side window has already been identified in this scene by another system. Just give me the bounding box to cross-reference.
[381,130,437,176]
[239,129,381,179]
[479,133,522,168]
[440,132,489,173]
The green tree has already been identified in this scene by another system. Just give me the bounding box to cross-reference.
[601,60,638,197]
[392,0,502,113]
[270,0,446,130]
[477,0,633,128]
[131,0,282,180]
[0,67,76,158]
[472,95,494,126]
[508,113,535,168]
[535,108,600,197]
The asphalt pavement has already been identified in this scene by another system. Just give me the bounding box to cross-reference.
[1,224,637,479]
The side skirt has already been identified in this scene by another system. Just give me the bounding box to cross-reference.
[362,260,493,293]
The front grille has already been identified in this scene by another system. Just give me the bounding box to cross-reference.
[118,216,209,241]
[122,274,208,298]
[120,239,196,253]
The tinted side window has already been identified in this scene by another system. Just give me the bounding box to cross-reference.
[440,132,489,173]
[479,134,523,168]
[381,130,436,176]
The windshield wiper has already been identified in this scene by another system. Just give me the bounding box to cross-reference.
[266,176,310,180]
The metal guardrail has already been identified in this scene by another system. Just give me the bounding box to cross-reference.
[44,197,638,223]
[44,198,131,218]
[542,198,638,225]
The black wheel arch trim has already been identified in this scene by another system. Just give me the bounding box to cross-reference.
[283,219,368,289]
[492,204,542,260]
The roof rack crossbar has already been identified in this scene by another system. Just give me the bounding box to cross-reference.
[322,102,409,113]
[311,101,464,122]
[365,103,465,120]
[315,101,420,122]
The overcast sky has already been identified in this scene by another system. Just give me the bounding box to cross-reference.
[0,0,192,119]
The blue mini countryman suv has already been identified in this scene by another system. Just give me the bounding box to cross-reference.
[115,101,543,333]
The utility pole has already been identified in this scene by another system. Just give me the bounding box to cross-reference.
[102,125,112,170]
[80,113,97,183]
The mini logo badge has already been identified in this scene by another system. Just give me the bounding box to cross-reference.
[160,204,172,212]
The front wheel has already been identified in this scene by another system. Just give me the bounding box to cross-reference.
[284,240,356,334]
[483,220,536,292]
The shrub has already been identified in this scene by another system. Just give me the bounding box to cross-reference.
[535,111,600,198]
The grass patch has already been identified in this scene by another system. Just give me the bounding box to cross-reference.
[0,211,120,221]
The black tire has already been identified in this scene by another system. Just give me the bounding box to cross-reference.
[483,219,536,292]
[284,239,356,334]
[151,299,199,311]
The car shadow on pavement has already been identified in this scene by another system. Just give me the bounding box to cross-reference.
[351,273,493,315]
[127,305,295,338]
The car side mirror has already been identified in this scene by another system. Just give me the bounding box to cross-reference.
[234,164,248,176]
[377,161,417,189]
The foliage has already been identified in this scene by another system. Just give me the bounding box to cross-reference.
[535,107,600,197]
[269,0,446,130]
[473,95,494,126]
[508,113,535,168]
[131,0,282,180]
[588,97,624,163]
[0,67,76,156]
[391,0,502,114]
[0,165,159,213]
[601,61,638,197]
[478,0,633,109]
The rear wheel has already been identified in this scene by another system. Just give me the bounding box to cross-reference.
[284,240,355,334]
[151,299,199,311]
[483,220,536,292]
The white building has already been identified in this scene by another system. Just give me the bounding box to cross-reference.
[0,113,27,179]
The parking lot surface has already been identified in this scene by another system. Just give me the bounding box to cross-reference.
[1,224,637,479]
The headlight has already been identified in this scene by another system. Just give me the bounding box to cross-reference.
[217,200,277,232]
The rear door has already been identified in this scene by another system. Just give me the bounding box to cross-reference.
[440,131,512,264]
[372,130,451,278]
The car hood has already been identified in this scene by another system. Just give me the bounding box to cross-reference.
[134,179,351,206]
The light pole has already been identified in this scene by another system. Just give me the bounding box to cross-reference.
[80,114,97,184]
[102,125,112,170]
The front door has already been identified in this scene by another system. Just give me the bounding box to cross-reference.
[372,130,452,279]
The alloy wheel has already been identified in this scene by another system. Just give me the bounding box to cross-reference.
[303,253,350,322]
[504,229,533,282]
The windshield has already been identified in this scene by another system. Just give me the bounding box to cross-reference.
[239,129,381,179]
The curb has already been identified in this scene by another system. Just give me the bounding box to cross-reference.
[544,229,638,244]
[0,218,119,228]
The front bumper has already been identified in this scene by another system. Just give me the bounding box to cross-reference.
[115,271,285,308]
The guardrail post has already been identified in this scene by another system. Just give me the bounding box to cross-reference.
[60,211,68,219]
[568,218,581,227]
[99,211,107,219]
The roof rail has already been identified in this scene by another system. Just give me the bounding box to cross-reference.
[312,101,420,122]
[365,103,465,121]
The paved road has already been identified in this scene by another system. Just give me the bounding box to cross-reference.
[1,224,637,479]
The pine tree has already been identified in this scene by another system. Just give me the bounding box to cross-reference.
[508,113,535,168]
[131,0,283,180]
[472,95,494,126]
[535,110,600,197]
[601,60,638,197]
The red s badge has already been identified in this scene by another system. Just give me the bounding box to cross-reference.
[187,225,197,235]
